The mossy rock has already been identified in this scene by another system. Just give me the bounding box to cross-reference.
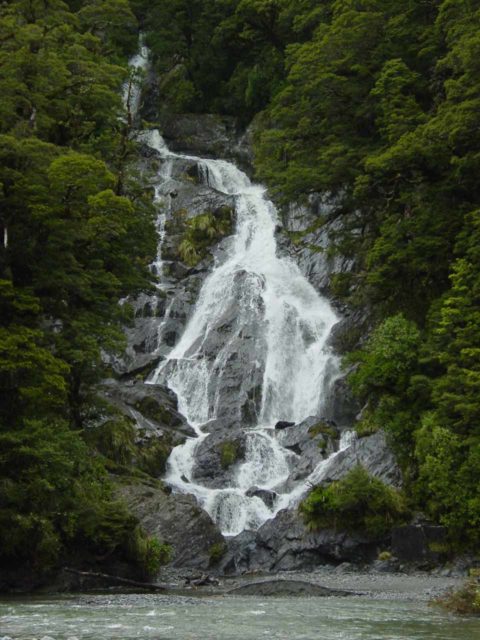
[219,441,240,469]
[135,396,174,426]
[137,439,173,477]
[308,421,337,439]
[209,541,227,565]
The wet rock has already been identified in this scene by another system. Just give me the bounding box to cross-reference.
[157,113,240,161]
[245,487,277,509]
[101,379,194,440]
[192,432,247,489]
[118,483,224,569]
[229,579,353,597]
[325,376,361,427]
[372,558,400,573]
[221,508,379,573]
[320,431,402,487]
[275,416,340,481]
[275,421,295,430]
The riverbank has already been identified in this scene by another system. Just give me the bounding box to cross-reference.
[136,566,466,602]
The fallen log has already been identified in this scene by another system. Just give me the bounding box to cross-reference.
[63,567,171,591]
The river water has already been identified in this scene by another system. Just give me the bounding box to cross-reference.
[1,593,479,639]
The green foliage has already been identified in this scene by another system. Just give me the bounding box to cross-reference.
[129,529,172,578]
[300,466,408,538]
[85,414,174,478]
[0,418,137,570]
[434,580,480,616]
[178,209,233,266]
[414,413,480,547]
[347,315,421,399]
[0,0,157,580]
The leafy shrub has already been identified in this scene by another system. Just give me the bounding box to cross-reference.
[178,208,233,266]
[346,315,421,400]
[300,466,408,538]
[434,580,480,616]
[129,528,172,579]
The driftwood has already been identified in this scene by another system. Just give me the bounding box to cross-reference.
[63,567,170,591]
[185,573,220,587]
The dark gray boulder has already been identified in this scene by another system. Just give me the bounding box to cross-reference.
[101,379,194,441]
[117,483,225,569]
[192,432,247,488]
[245,487,277,509]
[161,113,237,157]
[275,416,340,483]
[321,431,402,487]
[220,508,379,574]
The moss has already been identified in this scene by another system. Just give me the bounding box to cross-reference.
[135,396,173,426]
[86,416,137,465]
[378,550,392,561]
[209,541,227,565]
[317,437,327,451]
[137,439,173,477]
[428,541,451,555]
[308,421,337,439]
[219,441,239,469]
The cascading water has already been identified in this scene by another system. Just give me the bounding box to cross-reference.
[139,130,347,536]
[127,39,352,537]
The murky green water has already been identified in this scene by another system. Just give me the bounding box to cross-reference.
[1,593,479,640]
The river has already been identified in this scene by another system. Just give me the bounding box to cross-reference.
[1,592,479,639]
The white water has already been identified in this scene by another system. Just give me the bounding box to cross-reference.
[137,127,351,536]
[122,36,149,118]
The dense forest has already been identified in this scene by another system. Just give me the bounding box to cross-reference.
[1,0,479,582]
[0,0,161,580]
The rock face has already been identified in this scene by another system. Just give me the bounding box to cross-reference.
[118,483,224,569]
[320,431,403,488]
[192,432,247,488]
[220,509,380,574]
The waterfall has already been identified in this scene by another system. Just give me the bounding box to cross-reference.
[139,130,346,536]
[128,42,350,537]
[122,35,149,118]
